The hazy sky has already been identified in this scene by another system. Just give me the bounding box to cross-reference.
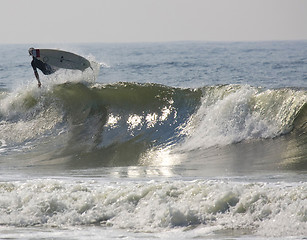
[1,0,306,44]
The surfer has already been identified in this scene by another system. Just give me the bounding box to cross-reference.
[29,48,56,87]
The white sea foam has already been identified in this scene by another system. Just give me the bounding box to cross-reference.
[180,85,307,150]
[0,179,306,237]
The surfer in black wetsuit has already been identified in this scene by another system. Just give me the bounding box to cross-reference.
[29,48,56,88]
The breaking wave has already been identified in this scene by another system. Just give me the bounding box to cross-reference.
[0,82,306,169]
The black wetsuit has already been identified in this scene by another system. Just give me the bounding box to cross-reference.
[31,57,56,75]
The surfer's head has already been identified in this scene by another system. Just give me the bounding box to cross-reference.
[28,47,34,56]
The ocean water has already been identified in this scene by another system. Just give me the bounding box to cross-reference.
[0,41,306,239]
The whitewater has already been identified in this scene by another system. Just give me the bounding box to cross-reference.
[0,41,306,239]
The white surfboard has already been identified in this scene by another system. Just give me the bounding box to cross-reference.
[31,49,91,71]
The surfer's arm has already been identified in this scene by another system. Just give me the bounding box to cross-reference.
[31,59,41,88]
[32,68,41,87]
[34,70,41,88]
